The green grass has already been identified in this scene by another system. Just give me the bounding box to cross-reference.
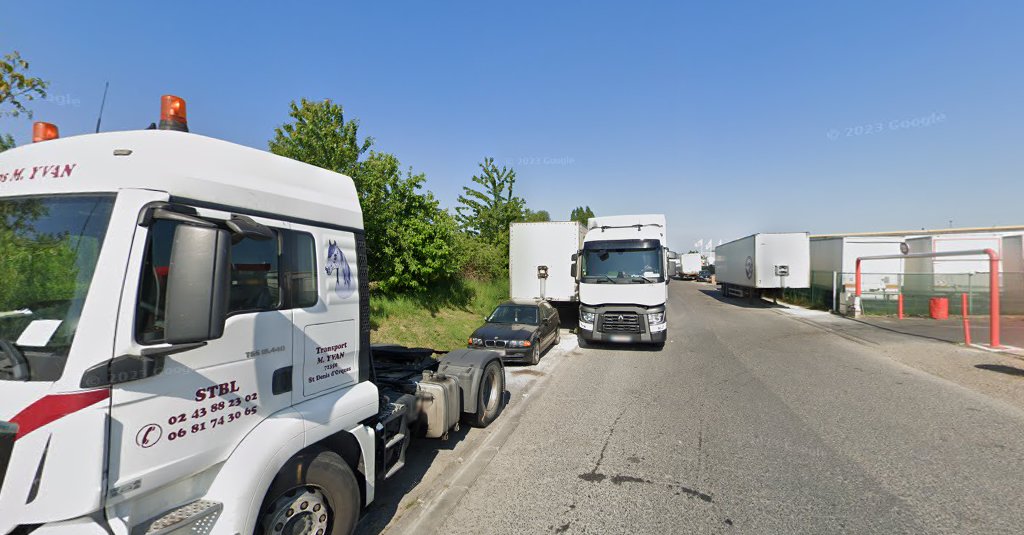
[370,278,509,351]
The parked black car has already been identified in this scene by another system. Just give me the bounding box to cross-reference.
[468,299,560,365]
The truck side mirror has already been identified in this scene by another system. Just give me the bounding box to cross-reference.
[164,225,232,344]
[570,253,578,279]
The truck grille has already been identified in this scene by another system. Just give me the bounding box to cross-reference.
[601,312,641,333]
[483,340,507,348]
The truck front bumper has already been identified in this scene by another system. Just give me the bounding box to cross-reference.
[579,304,666,345]
[579,329,666,344]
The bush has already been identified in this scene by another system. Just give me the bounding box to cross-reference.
[454,233,507,281]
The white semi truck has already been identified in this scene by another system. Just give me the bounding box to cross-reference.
[0,96,507,535]
[679,252,703,280]
[576,214,668,346]
[509,221,586,303]
[715,232,810,299]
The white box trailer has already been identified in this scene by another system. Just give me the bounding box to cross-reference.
[716,232,810,297]
[679,253,702,279]
[510,221,586,302]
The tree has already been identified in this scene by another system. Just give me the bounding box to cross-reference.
[354,152,460,292]
[520,209,550,222]
[268,98,462,292]
[455,157,524,242]
[1,51,48,118]
[268,98,372,177]
[570,205,595,224]
[0,134,14,153]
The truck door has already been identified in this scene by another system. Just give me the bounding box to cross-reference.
[290,230,362,405]
[105,208,303,512]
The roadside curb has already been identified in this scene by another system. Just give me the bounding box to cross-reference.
[381,334,578,534]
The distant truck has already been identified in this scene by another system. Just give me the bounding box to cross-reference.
[510,221,586,302]
[577,214,668,346]
[679,252,703,280]
[716,232,810,298]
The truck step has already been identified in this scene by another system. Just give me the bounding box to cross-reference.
[384,460,406,479]
[385,432,407,450]
[140,499,222,535]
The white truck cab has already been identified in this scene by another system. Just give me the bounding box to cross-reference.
[576,214,668,346]
[0,97,506,535]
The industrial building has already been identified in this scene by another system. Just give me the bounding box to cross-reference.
[803,226,1024,315]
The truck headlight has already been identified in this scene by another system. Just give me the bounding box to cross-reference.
[648,312,665,325]
[507,340,532,348]
[581,311,596,323]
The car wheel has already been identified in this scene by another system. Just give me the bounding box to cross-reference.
[529,341,540,365]
[258,448,360,535]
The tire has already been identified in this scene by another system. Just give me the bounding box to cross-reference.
[467,359,505,428]
[529,341,540,365]
[258,448,360,535]
[577,333,589,348]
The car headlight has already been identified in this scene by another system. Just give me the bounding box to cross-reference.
[468,337,483,346]
[507,340,532,348]
[581,311,596,323]
[648,312,665,325]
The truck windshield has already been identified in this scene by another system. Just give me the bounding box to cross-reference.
[581,247,663,283]
[0,195,115,382]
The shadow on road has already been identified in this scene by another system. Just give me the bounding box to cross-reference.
[578,339,665,352]
[698,289,787,309]
[975,363,1024,377]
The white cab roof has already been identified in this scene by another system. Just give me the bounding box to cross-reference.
[0,130,363,230]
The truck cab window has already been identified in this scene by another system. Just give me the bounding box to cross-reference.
[281,231,318,308]
[135,219,282,345]
[229,235,280,313]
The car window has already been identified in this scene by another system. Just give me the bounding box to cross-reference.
[488,305,539,325]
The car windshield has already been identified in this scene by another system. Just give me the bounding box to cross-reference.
[581,247,662,282]
[0,195,115,382]
[488,305,539,325]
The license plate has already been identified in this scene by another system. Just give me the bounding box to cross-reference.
[608,335,632,343]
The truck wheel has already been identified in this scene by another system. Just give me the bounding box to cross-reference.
[467,359,505,428]
[258,448,360,535]
[529,342,540,365]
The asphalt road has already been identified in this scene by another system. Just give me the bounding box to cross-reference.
[426,281,1024,534]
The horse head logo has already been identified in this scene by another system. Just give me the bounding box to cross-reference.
[325,240,354,298]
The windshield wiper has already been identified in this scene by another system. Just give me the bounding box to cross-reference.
[632,275,657,283]
[0,339,30,381]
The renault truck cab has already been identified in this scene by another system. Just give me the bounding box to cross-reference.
[576,214,668,346]
[0,97,505,535]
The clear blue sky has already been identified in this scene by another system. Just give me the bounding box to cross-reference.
[2,1,1022,252]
